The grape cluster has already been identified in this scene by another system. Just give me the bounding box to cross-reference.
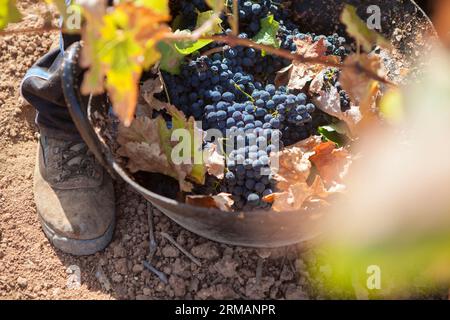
[280,30,349,57]
[233,0,279,36]
[160,2,352,210]
[322,68,352,112]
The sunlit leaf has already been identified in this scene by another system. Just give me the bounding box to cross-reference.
[318,125,349,147]
[379,88,405,124]
[136,0,170,16]
[205,0,225,13]
[173,12,222,55]
[80,2,170,125]
[252,15,280,49]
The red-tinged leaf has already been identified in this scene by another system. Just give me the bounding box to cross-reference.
[310,142,351,184]
[186,193,234,211]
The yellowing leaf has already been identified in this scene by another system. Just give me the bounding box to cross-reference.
[173,11,223,55]
[136,0,170,17]
[379,88,404,124]
[80,2,170,126]
[118,116,195,192]
[0,0,22,30]
[341,4,391,52]
[205,0,225,13]
[196,10,222,35]
[340,54,384,133]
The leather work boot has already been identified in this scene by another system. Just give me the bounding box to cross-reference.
[34,134,116,256]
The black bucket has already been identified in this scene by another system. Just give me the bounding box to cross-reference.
[62,0,435,248]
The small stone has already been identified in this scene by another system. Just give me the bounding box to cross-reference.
[214,256,238,278]
[114,258,128,275]
[111,273,123,283]
[169,276,186,297]
[17,277,28,288]
[161,245,179,258]
[245,277,275,299]
[132,263,144,273]
[113,244,127,258]
[95,266,112,292]
[284,284,308,300]
[280,265,294,281]
[191,243,219,260]
[143,287,152,296]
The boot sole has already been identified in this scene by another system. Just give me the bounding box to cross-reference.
[38,213,115,256]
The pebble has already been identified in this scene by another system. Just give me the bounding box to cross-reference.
[161,245,179,258]
[17,277,28,288]
[191,243,219,260]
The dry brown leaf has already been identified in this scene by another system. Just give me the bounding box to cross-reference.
[140,76,172,114]
[203,143,225,180]
[279,36,341,91]
[117,116,194,192]
[186,193,234,211]
[313,85,362,135]
[264,137,345,212]
[340,54,385,133]
[263,136,350,212]
[309,141,352,184]
[340,54,383,103]
[435,0,450,47]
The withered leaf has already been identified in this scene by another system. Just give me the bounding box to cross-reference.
[281,37,341,91]
[203,143,225,180]
[140,70,176,116]
[186,193,234,211]
[117,116,194,192]
[340,54,385,133]
[314,85,362,136]
[265,137,344,212]
[310,142,352,184]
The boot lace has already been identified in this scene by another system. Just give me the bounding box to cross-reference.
[59,142,97,181]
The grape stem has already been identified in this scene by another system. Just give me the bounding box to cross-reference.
[1,26,395,86]
[166,33,396,86]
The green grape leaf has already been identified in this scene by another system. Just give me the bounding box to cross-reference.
[175,38,212,55]
[196,10,222,35]
[318,125,349,147]
[173,11,222,55]
[252,15,281,49]
[0,0,22,30]
[157,41,184,75]
[341,4,391,52]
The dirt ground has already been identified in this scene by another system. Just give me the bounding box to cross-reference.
[0,0,317,300]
